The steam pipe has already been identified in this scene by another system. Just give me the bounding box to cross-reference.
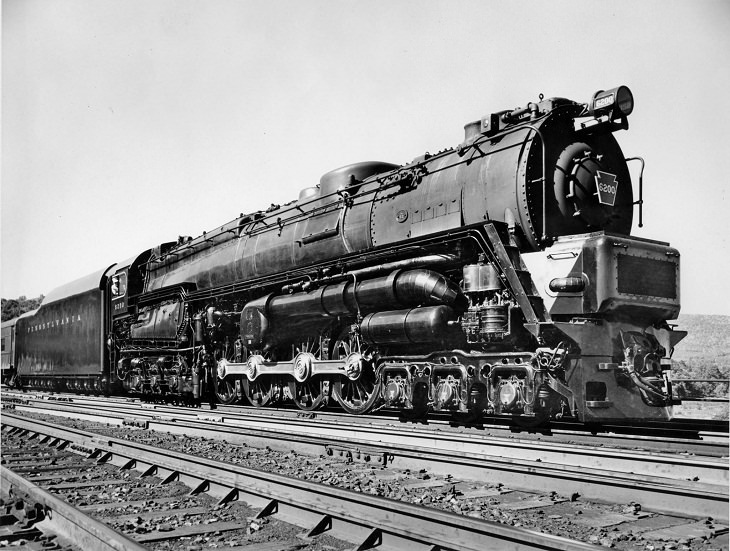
[269,269,466,318]
[241,269,467,348]
[281,254,461,294]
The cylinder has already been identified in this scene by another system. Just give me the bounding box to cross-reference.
[241,269,466,347]
[360,305,457,345]
[264,272,399,319]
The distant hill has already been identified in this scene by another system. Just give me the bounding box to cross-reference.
[672,314,729,373]
[669,315,728,414]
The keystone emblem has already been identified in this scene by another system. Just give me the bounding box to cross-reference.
[595,171,618,206]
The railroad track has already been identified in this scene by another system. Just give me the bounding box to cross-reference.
[234,403,730,456]
[5,389,729,456]
[1,413,601,551]
[4,389,727,455]
[3,396,728,524]
[1,465,145,551]
[4,393,727,482]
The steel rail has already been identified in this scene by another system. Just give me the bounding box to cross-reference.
[1,413,597,551]
[561,417,729,439]
[9,398,727,486]
[3,405,728,524]
[14,389,729,436]
[0,465,148,551]
[4,391,728,464]
[6,382,729,439]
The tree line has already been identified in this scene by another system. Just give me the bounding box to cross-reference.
[671,359,729,400]
[1,295,44,322]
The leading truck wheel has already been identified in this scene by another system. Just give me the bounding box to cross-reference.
[330,331,381,415]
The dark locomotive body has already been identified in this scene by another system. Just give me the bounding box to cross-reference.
[10,86,687,423]
[10,270,111,391]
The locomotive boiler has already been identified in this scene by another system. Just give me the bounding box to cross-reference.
[11,85,687,423]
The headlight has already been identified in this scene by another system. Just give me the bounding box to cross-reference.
[588,85,634,118]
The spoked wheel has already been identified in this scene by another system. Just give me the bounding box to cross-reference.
[289,378,328,410]
[289,337,329,411]
[242,378,274,407]
[214,342,239,405]
[215,377,237,405]
[330,330,381,415]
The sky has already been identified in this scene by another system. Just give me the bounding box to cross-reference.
[2,0,729,316]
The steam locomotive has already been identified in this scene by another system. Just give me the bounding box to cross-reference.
[4,85,687,422]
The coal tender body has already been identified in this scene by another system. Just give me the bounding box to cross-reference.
[18,85,687,423]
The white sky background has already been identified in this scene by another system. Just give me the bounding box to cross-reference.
[2,0,729,316]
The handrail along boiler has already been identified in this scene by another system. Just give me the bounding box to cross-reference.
[9,85,686,422]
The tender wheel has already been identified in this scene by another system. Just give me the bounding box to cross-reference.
[330,330,381,415]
